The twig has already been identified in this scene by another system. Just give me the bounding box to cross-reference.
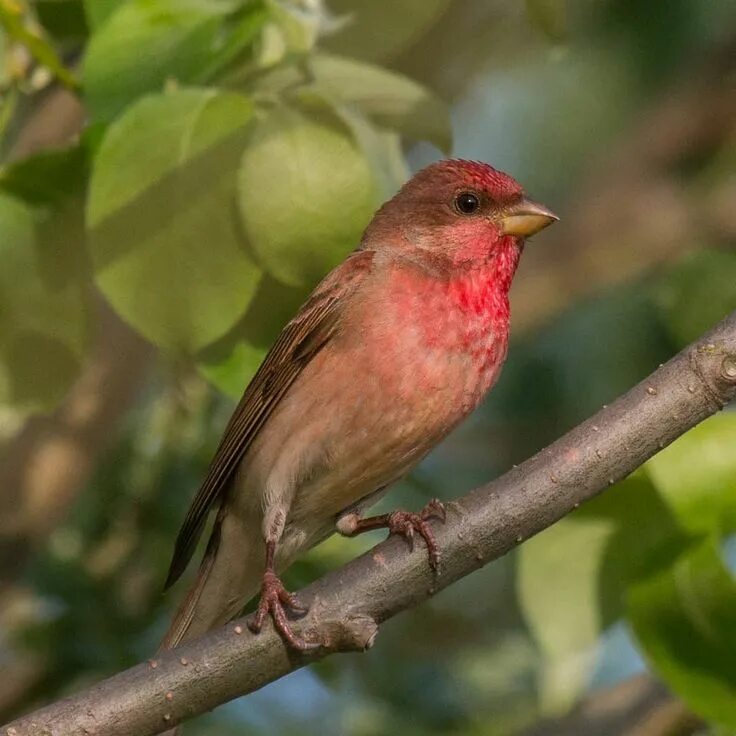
[525,674,703,736]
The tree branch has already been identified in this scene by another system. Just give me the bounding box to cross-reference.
[525,674,703,736]
[5,312,736,736]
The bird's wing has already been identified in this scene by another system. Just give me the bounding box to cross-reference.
[165,249,375,589]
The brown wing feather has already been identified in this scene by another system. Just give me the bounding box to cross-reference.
[164,249,375,589]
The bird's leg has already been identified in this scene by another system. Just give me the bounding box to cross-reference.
[248,540,317,651]
[336,498,447,572]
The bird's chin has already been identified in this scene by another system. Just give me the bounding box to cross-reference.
[497,234,524,254]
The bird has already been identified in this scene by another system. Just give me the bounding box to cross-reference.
[161,158,557,652]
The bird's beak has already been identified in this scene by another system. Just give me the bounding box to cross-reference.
[499,197,558,238]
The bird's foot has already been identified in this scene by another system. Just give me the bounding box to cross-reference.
[339,498,446,572]
[386,499,446,572]
[248,570,318,651]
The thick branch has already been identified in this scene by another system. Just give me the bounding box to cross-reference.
[5,312,736,736]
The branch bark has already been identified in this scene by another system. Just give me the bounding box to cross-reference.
[5,312,736,736]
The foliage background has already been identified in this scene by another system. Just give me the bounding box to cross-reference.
[1,1,736,734]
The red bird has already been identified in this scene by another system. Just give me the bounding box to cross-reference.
[163,159,557,650]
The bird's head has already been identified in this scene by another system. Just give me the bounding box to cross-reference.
[363,159,557,269]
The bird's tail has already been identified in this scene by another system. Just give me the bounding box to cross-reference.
[159,511,264,650]
[158,513,264,735]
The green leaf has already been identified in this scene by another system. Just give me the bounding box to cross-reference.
[83,0,127,30]
[35,0,88,42]
[331,102,408,197]
[0,193,88,411]
[0,144,87,206]
[628,538,736,729]
[646,414,736,536]
[519,512,614,661]
[87,88,261,351]
[237,103,379,287]
[323,0,451,62]
[293,87,408,198]
[198,339,265,399]
[517,509,614,711]
[518,473,689,710]
[524,0,567,41]
[193,3,268,83]
[308,53,452,153]
[653,250,736,347]
[253,0,321,68]
[197,275,308,397]
[0,87,18,141]
[0,0,78,87]
[83,0,240,121]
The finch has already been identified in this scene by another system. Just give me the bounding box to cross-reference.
[162,159,557,651]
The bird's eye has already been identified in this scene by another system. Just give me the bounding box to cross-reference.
[455,192,480,215]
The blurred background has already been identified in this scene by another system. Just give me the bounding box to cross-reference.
[1,1,736,734]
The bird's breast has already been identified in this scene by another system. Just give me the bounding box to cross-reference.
[283,262,512,520]
[238,260,513,532]
[360,262,511,412]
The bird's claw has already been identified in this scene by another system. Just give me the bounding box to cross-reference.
[248,571,318,651]
[421,498,447,523]
[387,499,446,572]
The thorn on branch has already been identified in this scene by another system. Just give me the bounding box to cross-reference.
[689,341,736,408]
[313,614,379,652]
[721,355,736,381]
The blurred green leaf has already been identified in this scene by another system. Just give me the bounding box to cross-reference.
[628,538,736,729]
[0,193,88,411]
[198,339,265,399]
[525,0,568,41]
[518,473,689,709]
[0,143,87,206]
[517,507,614,710]
[87,88,261,351]
[35,0,88,42]
[329,101,408,197]
[0,87,18,141]
[653,250,736,346]
[0,28,8,88]
[323,0,451,62]
[83,0,127,30]
[518,505,616,660]
[194,2,268,82]
[237,102,379,287]
[197,275,308,397]
[646,414,736,536]
[0,0,78,87]
[82,0,243,120]
[249,67,415,195]
[253,0,322,68]
[309,53,452,153]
